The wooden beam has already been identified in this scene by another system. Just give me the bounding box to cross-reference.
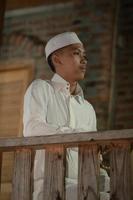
[110,143,131,200]
[44,145,66,200]
[12,149,32,200]
[78,144,99,200]
[0,152,2,191]
[0,129,132,151]
[0,0,6,46]
[107,0,120,129]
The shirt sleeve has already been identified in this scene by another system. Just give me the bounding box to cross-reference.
[90,106,97,131]
[23,79,77,137]
[86,101,97,132]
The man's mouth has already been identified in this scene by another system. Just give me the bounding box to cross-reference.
[80,66,86,72]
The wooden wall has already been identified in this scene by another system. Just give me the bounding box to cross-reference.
[0,60,34,200]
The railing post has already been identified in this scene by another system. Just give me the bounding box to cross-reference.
[12,149,32,200]
[43,145,66,200]
[78,144,99,200]
[110,143,131,200]
[0,152,2,192]
[131,150,133,200]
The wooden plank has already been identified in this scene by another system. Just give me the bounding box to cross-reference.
[1,152,14,183]
[0,183,12,200]
[0,62,34,138]
[131,150,133,200]
[0,62,34,199]
[0,192,11,200]
[43,145,66,200]
[78,144,99,200]
[11,149,32,200]
[0,152,2,191]
[0,59,34,71]
[110,143,131,200]
[107,0,120,129]
[0,129,132,151]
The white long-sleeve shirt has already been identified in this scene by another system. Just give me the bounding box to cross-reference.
[23,73,97,182]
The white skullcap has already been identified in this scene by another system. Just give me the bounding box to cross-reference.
[45,32,82,60]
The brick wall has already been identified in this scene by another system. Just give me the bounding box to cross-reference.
[0,0,132,130]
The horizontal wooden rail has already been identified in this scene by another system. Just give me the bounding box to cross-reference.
[0,129,132,200]
[0,129,132,151]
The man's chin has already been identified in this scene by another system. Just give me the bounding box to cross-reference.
[76,74,85,81]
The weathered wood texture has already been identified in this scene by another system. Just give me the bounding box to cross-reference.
[107,0,120,129]
[12,149,32,200]
[44,145,66,200]
[110,143,131,200]
[0,129,132,151]
[0,60,34,199]
[0,61,34,137]
[0,129,132,200]
[0,152,2,191]
[131,150,133,200]
[78,144,99,200]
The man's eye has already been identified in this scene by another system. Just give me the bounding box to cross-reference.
[83,55,88,61]
[73,51,80,55]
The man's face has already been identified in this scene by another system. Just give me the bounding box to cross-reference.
[53,43,87,82]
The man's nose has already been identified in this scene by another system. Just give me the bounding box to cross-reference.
[81,56,88,64]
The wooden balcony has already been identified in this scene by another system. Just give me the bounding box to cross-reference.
[0,129,133,200]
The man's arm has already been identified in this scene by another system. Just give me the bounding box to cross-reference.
[23,79,76,137]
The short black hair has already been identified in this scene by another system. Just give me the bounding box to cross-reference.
[47,54,56,72]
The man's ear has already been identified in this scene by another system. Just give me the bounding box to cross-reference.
[52,53,62,66]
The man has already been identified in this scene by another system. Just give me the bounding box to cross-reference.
[23,32,97,200]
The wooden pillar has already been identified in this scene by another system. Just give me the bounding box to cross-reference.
[0,0,6,46]
[131,150,133,200]
[0,152,2,191]
[44,145,66,200]
[110,143,131,200]
[78,144,99,200]
[12,149,32,200]
[107,0,120,129]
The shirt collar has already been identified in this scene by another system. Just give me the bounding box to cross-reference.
[51,73,84,102]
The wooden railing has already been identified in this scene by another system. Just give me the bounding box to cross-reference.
[0,129,133,200]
